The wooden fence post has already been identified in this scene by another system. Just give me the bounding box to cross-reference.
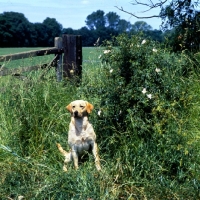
[62,35,82,80]
[54,37,63,82]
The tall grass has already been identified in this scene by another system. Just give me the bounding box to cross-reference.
[0,40,200,199]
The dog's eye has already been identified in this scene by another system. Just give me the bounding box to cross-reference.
[80,105,84,109]
[72,106,75,109]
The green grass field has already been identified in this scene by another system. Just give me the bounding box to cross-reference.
[0,47,43,55]
[0,38,200,200]
[0,47,102,69]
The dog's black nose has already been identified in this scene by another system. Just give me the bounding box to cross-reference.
[74,111,78,117]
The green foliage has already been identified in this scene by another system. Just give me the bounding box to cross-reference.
[161,1,200,52]
[77,34,200,198]
[0,10,163,47]
[0,12,34,47]
[0,44,200,199]
[43,17,63,46]
[104,35,197,156]
[85,10,106,30]
[0,12,62,47]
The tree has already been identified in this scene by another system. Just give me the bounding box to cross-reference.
[161,1,200,51]
[159,0,199,29]
[34,23,49,46]
[116,0,199,28]
[117,19,132,33]
[42,17,63,46]
[0,12,33,47]
[62,28,74,35]
[132,21,152,32]
[116,1,200,51]
[76,27,96,46]
[82,10,161,46]
[145,29,163,42]
[0,12,63,47]
[105,12,120,29]
[85,10,106,30]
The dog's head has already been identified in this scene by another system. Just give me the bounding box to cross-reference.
[66,100,94,118]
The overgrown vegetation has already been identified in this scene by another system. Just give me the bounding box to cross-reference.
[0,35,200,199]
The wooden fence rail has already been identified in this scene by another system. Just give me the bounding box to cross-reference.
[0,35,82,82]
[0,55,57,77]
[0,47,62,62]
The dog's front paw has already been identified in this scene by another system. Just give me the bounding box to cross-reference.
[63,165,68,172]
[96,163,101,171]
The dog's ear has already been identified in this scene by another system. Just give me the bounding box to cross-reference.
[86,102,94,114]
[66,103,72,112]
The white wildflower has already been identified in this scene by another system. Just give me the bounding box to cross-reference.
[141,40,146,45]
[98,110,101,116]
[147,94,152,99]
[18,196,24,200]
[142,88,147,94]
[98,55,101,59]
[137,45,140,48]
[153,48,158,52]
[155,68,161,73]
[104,50,111,54]
[110,69,113,73]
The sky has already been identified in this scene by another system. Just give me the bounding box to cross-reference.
[0,0,162,30]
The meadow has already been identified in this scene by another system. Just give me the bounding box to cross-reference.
[0,35,200,199]
[0,47,101,69]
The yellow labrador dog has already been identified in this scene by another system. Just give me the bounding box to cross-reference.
[57,100,101,171]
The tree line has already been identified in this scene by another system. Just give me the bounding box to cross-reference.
[117,0,200,53]
[0,12,62,47]
[1,3,199,52]
[0,10,163,47]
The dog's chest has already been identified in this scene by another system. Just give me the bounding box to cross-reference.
[69,129,93,142]
[68,121,95,146]
[68,130,94,154]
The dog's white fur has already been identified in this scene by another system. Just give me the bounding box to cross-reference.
[57,100,101,171]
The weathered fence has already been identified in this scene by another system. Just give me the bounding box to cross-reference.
[0,35,82,82]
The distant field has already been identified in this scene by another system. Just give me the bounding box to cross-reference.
[0,47,102,69]
[0,47,44,55]
[82,46,102,62]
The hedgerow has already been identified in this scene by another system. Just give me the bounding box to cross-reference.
[78,34,200,198]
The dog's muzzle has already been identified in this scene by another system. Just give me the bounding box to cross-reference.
[73,111,79,117]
